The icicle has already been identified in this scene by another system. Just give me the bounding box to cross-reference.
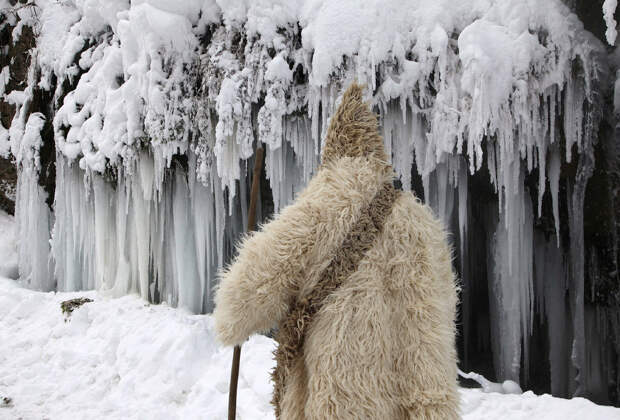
[458,160,468,263]
[549,145,562,247]
[172,170,201,312]
[536,231,570,397]
[568,142,595,397]
[213,166,226,270]
[384,101,416,190]
[435,163,454,227]
[564,77,585,164]
[265,140,303,212]
[92,175,117,290]
[112,169,131,297]
[537,132,548,218]
[287,116,318,185]
[16,165,54,291]
[603,0,618,45]
[486,177,534,383]
[131,164,151,301]
[191,173,215,312]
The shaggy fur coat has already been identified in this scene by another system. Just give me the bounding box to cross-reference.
[214,84,460,419]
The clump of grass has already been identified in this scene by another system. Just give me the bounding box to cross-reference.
[60,297,93,316]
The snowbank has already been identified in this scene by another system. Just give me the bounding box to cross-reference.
[1,278,619,420]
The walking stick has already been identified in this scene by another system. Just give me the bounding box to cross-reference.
[228,146,264,420]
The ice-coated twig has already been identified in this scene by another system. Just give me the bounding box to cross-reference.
[458,369,523,394]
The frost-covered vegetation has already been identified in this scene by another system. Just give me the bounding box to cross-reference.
[0,0,619,406]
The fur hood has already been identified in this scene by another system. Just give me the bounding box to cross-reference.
[320,83,390,172]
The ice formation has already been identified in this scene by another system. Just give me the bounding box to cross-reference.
[1,0,617,405]
[604,0,618,45]
[458,369,523,395]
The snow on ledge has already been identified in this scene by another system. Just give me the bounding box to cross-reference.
[0,278,619,420]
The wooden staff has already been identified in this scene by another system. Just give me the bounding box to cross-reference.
[228,146,264,420]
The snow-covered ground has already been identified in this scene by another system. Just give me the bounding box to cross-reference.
[0,277,275,419]
[0,276,619,420]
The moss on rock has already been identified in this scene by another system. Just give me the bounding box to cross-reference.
[60,297,93,316]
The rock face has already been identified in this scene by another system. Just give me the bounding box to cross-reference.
[1,0,619,406]
[0,2,35,214]
[0,156,16,214]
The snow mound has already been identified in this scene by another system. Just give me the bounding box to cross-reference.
[1,278,619,420]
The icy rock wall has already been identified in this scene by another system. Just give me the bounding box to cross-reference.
[2,0,619,405]
[0,0,35,215]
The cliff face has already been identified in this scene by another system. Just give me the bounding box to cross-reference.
[1,0,619,406]
[0,1,35,214]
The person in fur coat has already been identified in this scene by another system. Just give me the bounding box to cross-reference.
[213,83,460,420]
